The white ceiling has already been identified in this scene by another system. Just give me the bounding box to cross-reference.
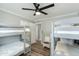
[0,3,79,23]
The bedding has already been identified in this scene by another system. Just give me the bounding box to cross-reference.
[55,41,79,56]
[0,41,30,56]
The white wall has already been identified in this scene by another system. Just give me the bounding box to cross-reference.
[30,24,38,43]
[54,16,79,39]
[0,10,37,44]
[38,22,51,42]
[0,10,34,27]
[38,16,79,41]
[54,16,79,26]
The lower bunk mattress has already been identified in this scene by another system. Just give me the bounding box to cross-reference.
[55,41,79,56]
[0,41,30,56]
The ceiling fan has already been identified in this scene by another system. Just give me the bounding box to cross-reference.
[22,3,55,16]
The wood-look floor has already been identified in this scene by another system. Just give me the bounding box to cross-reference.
[31,41,50,56]
[20,41,50,56]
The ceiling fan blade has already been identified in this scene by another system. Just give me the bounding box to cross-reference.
[33,3,40,9]
[33,3,37,9]
[39,4,54,10]
[22,8,35,11]
[39,11,48,15]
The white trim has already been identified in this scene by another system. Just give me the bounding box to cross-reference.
[0,7,78,24]
[0,8,34,23]
[50,22,55,56]
[35,12,79,24]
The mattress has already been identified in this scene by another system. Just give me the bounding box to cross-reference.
[55,41,79,56]
[0,41,30,56]
[54,31,79,39]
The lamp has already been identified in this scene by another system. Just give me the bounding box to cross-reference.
[36,12,41,15]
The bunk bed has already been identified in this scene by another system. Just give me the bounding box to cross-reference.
[0,26,31,56]
[54,26,79,56]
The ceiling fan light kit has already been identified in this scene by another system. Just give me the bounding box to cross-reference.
[36,12,41,15]
[22,3,55,16]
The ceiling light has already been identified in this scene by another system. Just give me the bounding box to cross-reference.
[36,12,41,15]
